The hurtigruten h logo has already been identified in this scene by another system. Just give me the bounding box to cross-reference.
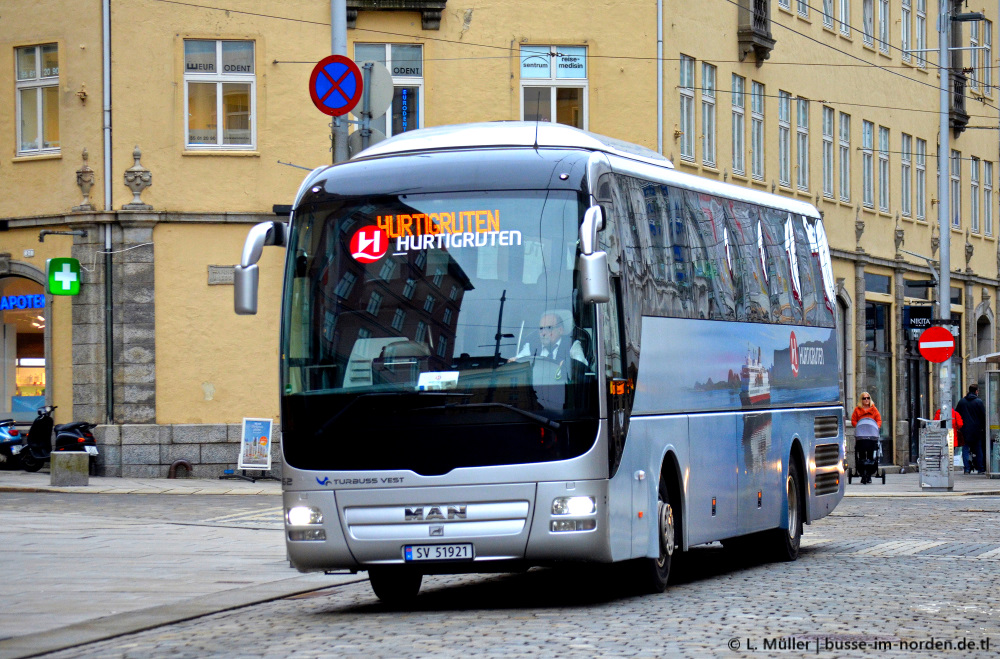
[46,258,82,296]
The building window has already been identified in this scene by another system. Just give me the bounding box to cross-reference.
[878,126,889,212]
[679,55,695,162]
[732,75,746,176]
[432,267,444,287]
[862,120,874,208]
[822,106,835,198]
[901,133,912,217]
[915,0,927,67]
[436,336,449,358]
[367,291,383,316]
[379,260,396,281]
[985,161,994,235]
[878,0,890,53]
[862,0,875,46]
[823,0,834,27]
[840,0,852,36]
[443,308,453,325]
[334,272,357,299]
[951,150,962,228]
[971,22,981,91]
[796,98,809,191]
[751,82,765,180]
[15,44,59,155]
[402,278,416,299]
[798,0,809,17]
[779,91,791,187]
[519,45,587,129]
[358,327,372,340]
[971,157,980,233]
[415,321,427,343]
[423,294,436,313]
[415,250,427,270]
[779,0,790,9]
[839,113,852,202]
[184,40,255,149]
[916,138,927,220]
[355,43,424,136]
[391,308,406,331]
[901,0,912,62]
[985,21,993,94]
[449,285,458,301]
[702,63,716,167]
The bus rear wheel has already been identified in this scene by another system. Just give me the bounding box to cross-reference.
[635,472,676,593]
[767,459,803,562]
[368,567,422,604]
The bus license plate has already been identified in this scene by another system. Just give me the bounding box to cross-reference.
[404,543,473,562]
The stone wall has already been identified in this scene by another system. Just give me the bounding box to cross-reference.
[93,423,282,479]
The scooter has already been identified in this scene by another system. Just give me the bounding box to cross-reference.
[0,418,22,468]
[12,406,99,473]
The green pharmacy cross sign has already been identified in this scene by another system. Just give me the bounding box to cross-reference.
[47,258,82,296]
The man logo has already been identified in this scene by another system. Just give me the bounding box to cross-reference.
[404,506,468,521]
[350,226,388,263]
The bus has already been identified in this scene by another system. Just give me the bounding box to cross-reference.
[234,122,846,602]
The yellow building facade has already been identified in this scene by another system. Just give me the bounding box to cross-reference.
[1,0,996,475]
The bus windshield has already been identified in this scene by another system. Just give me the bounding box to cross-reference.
[280,189,599,474]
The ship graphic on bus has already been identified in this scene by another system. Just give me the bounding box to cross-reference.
[740,345,771,405]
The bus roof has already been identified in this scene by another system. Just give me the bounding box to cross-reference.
[353,122,673,169]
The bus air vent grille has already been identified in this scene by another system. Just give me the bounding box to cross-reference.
[814,443,841,468]
[814,471,840,496]
[814,415,840,439]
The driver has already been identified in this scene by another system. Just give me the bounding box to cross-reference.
[513,311,588,367]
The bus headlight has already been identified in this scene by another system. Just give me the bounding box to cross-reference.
[286,505,324,526]
[551,496,596,516]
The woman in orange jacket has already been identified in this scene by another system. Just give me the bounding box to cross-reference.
[851,392,882,484]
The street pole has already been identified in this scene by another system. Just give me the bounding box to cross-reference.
[331,0,349,163]
[938,2,953,436]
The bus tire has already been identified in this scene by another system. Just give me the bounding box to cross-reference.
[768,458,803,562]
[368,567,422,604]
[635,471,677,593]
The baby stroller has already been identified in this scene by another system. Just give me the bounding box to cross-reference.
[849,417,886,484]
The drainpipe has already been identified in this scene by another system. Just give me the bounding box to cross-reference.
[657,0,663,154]
[102,0,114,423]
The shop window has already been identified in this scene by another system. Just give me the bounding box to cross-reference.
[520,45,587,129]
[353,43,423,136]
[15,44,59,155]
[0,277,46,421]
[864,272,891,294]
[184,40,256,149]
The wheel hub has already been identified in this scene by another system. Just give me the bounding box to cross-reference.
[658,500,675,556]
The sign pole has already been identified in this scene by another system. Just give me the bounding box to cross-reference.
[331,0,349,163]
[937,1,953,447]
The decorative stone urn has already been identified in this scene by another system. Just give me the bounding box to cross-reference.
[122,145,153,210]
[72,148,95,212]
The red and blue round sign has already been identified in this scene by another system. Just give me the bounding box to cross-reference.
[309,55,364,117]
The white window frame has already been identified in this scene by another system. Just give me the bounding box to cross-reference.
[680,55,695,162]
[779,0,790,9]
[985,21,993,94]
[878,126,890,212]
[840,0,852,36]
[915,0,927,67]
[15,43,59,156]
[951,150,962,228]
[901,133,912,217]
[916,138,927,220]
[878,0,890,53]
[751,81,765,180]
[779,91,791,187]
[839,113,852,202]
[971,22,980,91]
[798,0,809,17]
[863,0,875,46]
[796,98,809,191]
[519,45,588,130]
[355,43,426,137]
[822,107,835,198]
[823,0,834,27]
[183,40,257,150]
[901,0,912,62]
[732,74,746,176]
[971,157,980,233]
[862,120,874,208]
[702,63,717,167]
[985,161,994,236]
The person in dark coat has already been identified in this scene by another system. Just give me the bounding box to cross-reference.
[955,384,987,474]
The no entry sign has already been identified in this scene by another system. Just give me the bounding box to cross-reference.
[309,55,363,116]
[918,326,956,363]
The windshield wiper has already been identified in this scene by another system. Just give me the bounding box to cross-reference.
[419,401,561,431]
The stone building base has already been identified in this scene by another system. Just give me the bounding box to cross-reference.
[92,424,283,479]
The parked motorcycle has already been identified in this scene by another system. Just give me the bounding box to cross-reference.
[0,418,22,468]
[12,406,99,473]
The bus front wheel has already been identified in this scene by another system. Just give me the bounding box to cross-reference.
[368,567,422,604]
[635,471,676,593]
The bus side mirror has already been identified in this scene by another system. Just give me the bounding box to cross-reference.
[233,220,287,315]
[579,205,609,303]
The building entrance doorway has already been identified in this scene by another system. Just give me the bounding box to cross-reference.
[0,276,46,423]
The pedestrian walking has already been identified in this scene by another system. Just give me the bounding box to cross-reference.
[955,384,987,474]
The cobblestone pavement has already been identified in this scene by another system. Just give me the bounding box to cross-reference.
[25,495,1000,659]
